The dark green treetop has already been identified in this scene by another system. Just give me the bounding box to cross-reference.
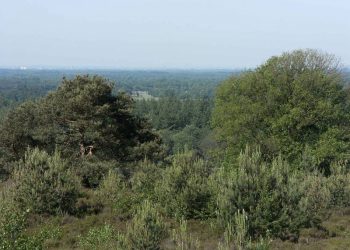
[0,75,164,162]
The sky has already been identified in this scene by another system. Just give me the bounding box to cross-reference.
[1,0,350,69]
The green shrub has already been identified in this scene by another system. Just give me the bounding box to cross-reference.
[75,157,115,188]
[0,192,60,250]
[12,148,81,215]
[298,172,331,227]
[327,162,350,207]
[155,150,212,219]
[78,201,166,250]
[78,224,126,250]
[125,200,167,250]
[96,169,137,215]
[131,160,160,199]
[218,210,270,250]
[171,218,200,250]
[210,147,326,238]
[0,198,29,250]
[75,190,104,216]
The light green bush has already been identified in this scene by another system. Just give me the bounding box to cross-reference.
[78,200,166,250]
[96,169,127,206]
[126,200,167,250]
[0,192,60,250]
[75,157,116,188]
[0,198,29,250]
[131,160,160,198]
[95,169,138,215]
[218,210,270,250]
[298,171,331,227]
[78,224,126,250]
[326,162,350,207]
[210,147,327,238]
[171,218,200,250]
[12,148,81,215]
[155,150,212,219]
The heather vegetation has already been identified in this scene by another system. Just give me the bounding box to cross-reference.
[1,49,350,249]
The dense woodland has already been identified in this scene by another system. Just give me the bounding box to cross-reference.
[1,50,350,249]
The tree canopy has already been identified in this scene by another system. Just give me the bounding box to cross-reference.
[0,75,163,162]
[212,49,350,171]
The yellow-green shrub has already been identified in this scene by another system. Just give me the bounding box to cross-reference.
[12,148,81,215]
[171,218,200,250]
[210,147,326,238]
[0,191,60,249]
[155,150,212,219]
[326,162,350,207]
[125,200,167,250]
[78,224,126,250]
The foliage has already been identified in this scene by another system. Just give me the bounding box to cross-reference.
[75,157,117,188]
[134,95,213,154]
[12,148,81,215]
[0,193,60,250]
[155,150,212,219]
[134,96,212,130]
[298,172,331,227]
[0,199,29,250]
[78,201,166,250]
[2,57,350,249]
[130,160,161,199]
[326,162,350,207]
[218,210,271,250]
[171,218,200,250]
[210,147,326,238]
[78,224,126,250]
[125,200,167,250]
[95,169,136,215]
[213,49,350,171]
[0,75,163,162]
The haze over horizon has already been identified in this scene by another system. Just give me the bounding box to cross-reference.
[1,0,350,69]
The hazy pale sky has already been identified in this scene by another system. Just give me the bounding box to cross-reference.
[1,0,350,69]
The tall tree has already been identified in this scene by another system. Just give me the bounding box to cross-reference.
[212,49,350,171]
[0,75,163,162]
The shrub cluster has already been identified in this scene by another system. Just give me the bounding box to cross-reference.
[155,150,212,219]
[78,200,167,250]
[12,148,81,215]
[0,191,60,249]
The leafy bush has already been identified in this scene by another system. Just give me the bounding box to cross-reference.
[75,190,104,216]
[95,169,138,216]
[326,162,350,207]
[125,200,167,250]
[210,147,327,238]
[218,210,270,250]
[78,224,126,250]
[12,148,81,215]
[0,192,60,250]
[155,150,212,219]
[78,201,166,250]
[76,157,116,188]
[171,218,200,250]
[298,172,331,227]
[0,198,29,250]
[131,160,161,199]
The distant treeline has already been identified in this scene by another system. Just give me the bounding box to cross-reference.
[0,69,236,99]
